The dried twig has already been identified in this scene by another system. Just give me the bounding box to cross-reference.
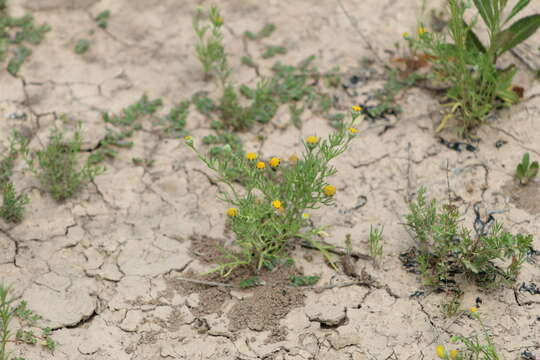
[336,0,389,69]
[300,240,371,260]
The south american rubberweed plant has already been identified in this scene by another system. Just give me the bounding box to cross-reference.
[185,109,363,276]
[411,0,540,134]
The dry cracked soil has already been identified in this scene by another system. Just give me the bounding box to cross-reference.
[1,0,540,359]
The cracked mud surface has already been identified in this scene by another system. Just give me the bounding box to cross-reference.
[1,0,540,359]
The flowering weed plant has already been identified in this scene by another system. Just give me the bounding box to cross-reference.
[185,109,363,276]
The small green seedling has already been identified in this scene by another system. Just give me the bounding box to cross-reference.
[238,277,262,289]
[74,39,90,54]
[261,45,287,59]
[0,182,29,223]
[244,23,276,40]
[164,100,190,134]
[24,128,104,202]
[193,5,230,85]
[516,152,538,185]
[7,47,32,76]
[94,10,110,29]
[368,225,383,264]
[290,275,320,286]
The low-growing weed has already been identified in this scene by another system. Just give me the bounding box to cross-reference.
[164,100,190,135]
[238,277,263,289]
[244,23,276,40]
[88,129,133,165]
[185,109,363,276]
[410,0,540,134]
[103,95,162,127]
[0,182,29,223]
[94,10,110,29]
[261,45,287,59]
[191,92,216,115]
[74,39,90,54]
[290,275,320,286]
[24,128,104,202]
[436,307,501,359]
[0,285,55,360]
[193,5,230,85]
[0,1,50,75]
[89,95,163,164]
[405,188,532,291]
[515,152,538,185]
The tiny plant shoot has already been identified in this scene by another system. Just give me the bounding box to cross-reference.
[516,152,538,185]
[185,107,364,276]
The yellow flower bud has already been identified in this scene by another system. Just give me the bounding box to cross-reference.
[323,185,336,196]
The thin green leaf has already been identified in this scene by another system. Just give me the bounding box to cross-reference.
[522,153,530,169]
[505,0,530,24]
[464,23,486,53]
[473,0,495,30]
[516,164,525,177]
[497,15,540,56]
[528,162,539,178]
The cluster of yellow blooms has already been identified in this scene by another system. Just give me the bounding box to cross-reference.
[225,137,343,217]
[186,105,363,220]
[436,307,479,359]
[403,26,428,39]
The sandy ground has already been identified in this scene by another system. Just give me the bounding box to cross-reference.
[1,0,540,359]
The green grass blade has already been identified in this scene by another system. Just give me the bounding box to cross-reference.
[505,0,530,24]
[473,0,495,30]
[464,21,486,53]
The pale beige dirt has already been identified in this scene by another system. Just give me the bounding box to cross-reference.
[1,0,540,359]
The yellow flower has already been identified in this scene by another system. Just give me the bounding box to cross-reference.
[226,208,238,217]
[348,127,358,135]
[288,154,299,165]
[449,349,458,359]
[418,26,428,36]
[256,161,266,169]
[215,16,224,25]
[436,345,446,359]
[306,136,319,145]
[245,152,257,160]
[269,157,280,168]
[183,135,193,145]
[403,31,410,38]
[470,306,478,313]
[323,185,336,196]
[272,200,282,209]
[302,213,310,219]
[351,105,363,112]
